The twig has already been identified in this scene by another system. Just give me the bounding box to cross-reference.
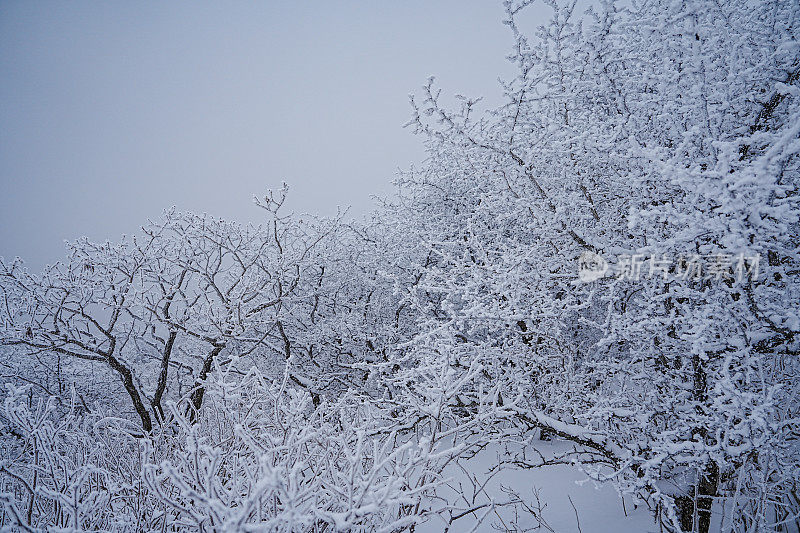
[568,494,582,533]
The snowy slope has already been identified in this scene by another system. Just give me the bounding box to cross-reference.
[419,440,658,533]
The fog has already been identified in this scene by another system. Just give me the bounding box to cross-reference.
[0,1,524,270]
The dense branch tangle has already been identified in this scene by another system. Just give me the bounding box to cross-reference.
[0,205,352,433]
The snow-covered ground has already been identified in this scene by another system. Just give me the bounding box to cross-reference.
[420,440,656,533]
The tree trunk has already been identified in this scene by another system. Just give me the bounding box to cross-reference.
[107,352,153,433]
[188,344,224,423]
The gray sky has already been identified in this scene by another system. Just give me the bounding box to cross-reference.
[1,1,535,271]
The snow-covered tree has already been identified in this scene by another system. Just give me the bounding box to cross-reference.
[1,0,798,531]
[395,0,800,530]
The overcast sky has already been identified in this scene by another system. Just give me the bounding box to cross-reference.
[0,1,544,271]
